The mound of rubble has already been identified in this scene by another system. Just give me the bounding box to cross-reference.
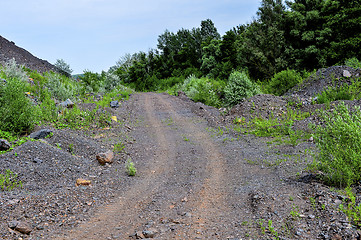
[285,65,361,99]
[0,35,59,73]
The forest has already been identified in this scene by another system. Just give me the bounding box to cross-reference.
[101,0,361,105]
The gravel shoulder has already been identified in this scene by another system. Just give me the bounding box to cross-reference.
[1,92,360,239]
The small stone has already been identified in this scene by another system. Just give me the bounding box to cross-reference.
[0,139,11,151]
[142,228,158,238]
[135,231,145,239]
[29,129,52,139]
[308,214,315,219]
[110,101,119,108]
[308,136,314,142]
[59,98,74,108]
[96,150,114,165]
[343,70,352,78]
[76,179,91,186]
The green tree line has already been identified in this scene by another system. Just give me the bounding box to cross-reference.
[110,0,361,92]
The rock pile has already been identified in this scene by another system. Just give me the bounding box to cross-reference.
[0,35,59,73]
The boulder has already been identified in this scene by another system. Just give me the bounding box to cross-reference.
[0,139,11,151]
[142,228,158,238]
[110,100,119,108]
[59,98,74,108]
[96,150,114,165]
[29,129,52,139]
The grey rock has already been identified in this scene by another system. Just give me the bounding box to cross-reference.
[343,70,352,78]
[8,220,32,234]
[29,129,53,139]
[110,101,119,108]
[142,228,158,238]
[59,98,74,108]
[0,78,6,84]
[0,139,11,151]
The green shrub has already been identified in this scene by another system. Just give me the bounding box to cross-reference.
[0,169,22,191]
[45,72,80,101]
[80,71,104,93]
[313,102,361,187]
[0,74,36,134]
[180,75,223,108]
[266,69,303,96]
[224,71,261,107]
[345,57,361,69]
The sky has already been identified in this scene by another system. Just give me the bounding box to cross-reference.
[2,0,261,74]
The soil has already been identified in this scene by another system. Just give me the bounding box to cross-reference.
[1,91,361,239]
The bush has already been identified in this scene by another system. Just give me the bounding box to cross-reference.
[345,57,361,69]
[313,102,361,187]
[224,71,261,107]
[45,72,80,101]
[0,72,36,134]
[180,75,223,107]
[266,69,303,96]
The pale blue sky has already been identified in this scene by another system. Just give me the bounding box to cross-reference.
[2,0,261,74]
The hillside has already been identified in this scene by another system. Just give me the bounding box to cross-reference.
[0,35,58,73]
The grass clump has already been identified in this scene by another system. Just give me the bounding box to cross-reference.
[0,169,22,191]
[126,158,137,176]
[312,102,361,187]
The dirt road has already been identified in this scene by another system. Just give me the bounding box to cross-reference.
[51,92,323,239]
[2,92,354,239]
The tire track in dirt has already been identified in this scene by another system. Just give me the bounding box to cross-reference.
[154,93,230,238]
[55,93,177,239]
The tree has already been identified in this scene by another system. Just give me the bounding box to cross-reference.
[236,0,287,80]
[54,59,73,76]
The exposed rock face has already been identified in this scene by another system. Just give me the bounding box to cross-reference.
[0,35,59,73]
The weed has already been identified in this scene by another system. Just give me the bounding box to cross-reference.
[126,158,137,176]
[268,220,279,239]
[0,169,22,191]
[68,143,74,154]
[114,142,125,153]
[339,187,361,227]
[290,205,300,220]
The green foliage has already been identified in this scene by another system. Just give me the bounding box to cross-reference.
[114,142,125,153]
[313,102,361,187]
[44,72,81,101]
[80,70,104,93]
[265,69,303,96]
[54,59,73,76]
[339,187,361,227]
[126,158,137,176]
[0,69,36,134]
[55,106,111,130]
[0,169,22,191]
[224,71,261,106]
[315,77,361,104]
[180,75,223,108]
[345,57,361,69]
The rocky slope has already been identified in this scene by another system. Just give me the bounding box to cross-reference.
[0,35,59,73]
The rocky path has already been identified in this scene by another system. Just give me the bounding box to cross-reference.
[53,92,310,239]
[3,92,358,239]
